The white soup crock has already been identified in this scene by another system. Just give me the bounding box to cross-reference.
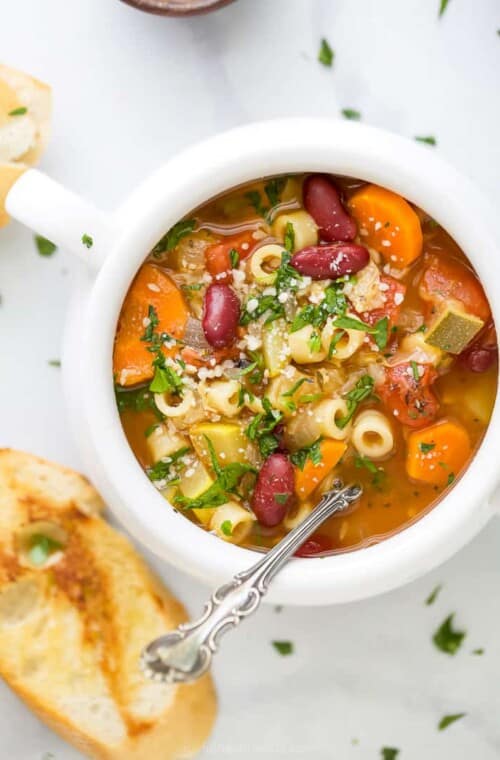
[6,118,500,605]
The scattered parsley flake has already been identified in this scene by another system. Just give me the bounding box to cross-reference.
[284,221,295,253]
[438,713,466,731]
[433,614,465,655]
[221,520,233,537]
[439,0,450,17]
[472,648,484,656]
[9,106,28,116]
[337,375,376,429]
[28,534,63,566]
[35,235,57,257]
[291,439,323,470]
[229,248,240,269]
[272,640,293,656]
[318,38,334,67]
[419,442,436,453]
[415,135,437,146]
[381,749,399,760]
[447,472,455,486]
[48,359,61,368]
[264,177,287,208]
[410,360,420,382]
[152,219,196,256]
[274,492,291,505]
[333,314,389,350]
[342,108,361,121]
[426,584,442,605]
[81,233,93,248]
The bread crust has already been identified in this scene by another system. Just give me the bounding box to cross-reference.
[0,449,217,759]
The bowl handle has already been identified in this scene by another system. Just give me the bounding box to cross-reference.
[5,169,113,272]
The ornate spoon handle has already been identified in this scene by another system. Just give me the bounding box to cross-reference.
[141,484,361,684]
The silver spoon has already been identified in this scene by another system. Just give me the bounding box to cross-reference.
[141,483,362,684]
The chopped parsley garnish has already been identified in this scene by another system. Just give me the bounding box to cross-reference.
[114,383,164,419]
[146,446,191,483]
[291,283,348,333]
[337,375,376,429]
[48,359,61,367]
[342,108,361,121]
[245,398,283,457]
[229,248,240,269]
[284,221,295,253]
[447,472,455,486]
[81,233,93,248]
[140,305,183,396]
[308,330,322,353]
[318,38,334,67]
[433,614,466,655]
[282,378,310,398]
[9,106,28,116]
[299,393,323,404]
[472,648,484,655]
[28,534,63,566]
[419,442,436,453]
[333,315,389,350]
[264,177,287,208]
[415,135,437,146]
[181,282,203,292]
[221,520,233,536]
[245,190,268,218]
[425,584,442,605]
[175,436,256,509]
[34,235,57,257]
[291,438,323,470]
[241,250,301,326]
[355,454,385,489]
[438,713,466,731]
[272,640,293,656]
[438,0,450,17]
[410,360,420,382]
[274,492,290,505]
[152,219,196,256]
[381,749,399,760]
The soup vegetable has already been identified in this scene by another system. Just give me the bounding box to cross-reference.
[114,174,498,555]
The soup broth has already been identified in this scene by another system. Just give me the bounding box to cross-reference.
[114,174,498,555]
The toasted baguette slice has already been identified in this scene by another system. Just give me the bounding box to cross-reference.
[0,450,217,759]
[0,64,52,227]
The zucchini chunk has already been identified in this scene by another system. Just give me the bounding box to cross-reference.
[425,307,484,354]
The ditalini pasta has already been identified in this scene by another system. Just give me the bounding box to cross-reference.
[114,173,498,556]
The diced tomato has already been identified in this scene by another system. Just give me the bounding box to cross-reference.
[361,276,406,328]
[295,534,333,557]
[378,362,439,428]
[205,230,257,282]
[419,255,490,322]
[180,344,241,369]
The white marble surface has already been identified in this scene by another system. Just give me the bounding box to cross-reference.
[1,0,500,757]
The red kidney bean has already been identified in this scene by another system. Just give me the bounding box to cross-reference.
[251,453,295,527]
[304,174,357,242]
[295,534,333,557]
[291,243,369,280]
[202,283,240,348]
[461,348,496,373]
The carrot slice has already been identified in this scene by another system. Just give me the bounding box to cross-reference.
[406,420,471,486]
[113,263,189,387]
[348,185,423,268]
[294,439,347,499]
[205,230,256,282]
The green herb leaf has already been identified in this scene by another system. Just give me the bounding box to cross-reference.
[337,375,375,429]
[274,492,291,505]
[146,446,191,482]
[447,472,455,486]
[152,219,196,256]
[291,283,347,333]
[333,315,388,350]
[229,248,240,269]
[419,442,436,453]
[9,106,27,116]
[272,640,293,656]
[308,330,322,353]
[282,378,311,398]
[48,359,61,368]
[284,221,295,253]
[433,614,466,655]
[149,364,183,394]
[318,38,334,67]
[426,584,442,605]
[245,398,283,457]
[35,235,57,257]
[342,108,361,121]
[245,190,268,218]
[354,454,378,475]
[410,360,420,382]
[81,233,93,248]
[264,177,287,208]
[28,534,63,566]
[290,438,323,471]
[181,282,203,292]
[381,749,399,760]
[472,648,484,655]
[221,520,233,536]
[438,0,450,17]
[438,713,466,731]
[415,135,437,146]
[115,383,164,419]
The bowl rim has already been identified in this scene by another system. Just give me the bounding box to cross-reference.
[119,0,235,16]
[81,118,500,605]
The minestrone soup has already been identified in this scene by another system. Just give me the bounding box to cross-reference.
[114,174,498,555]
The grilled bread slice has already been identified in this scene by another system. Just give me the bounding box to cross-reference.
[0,64,52,227]
[0,449,217,759]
